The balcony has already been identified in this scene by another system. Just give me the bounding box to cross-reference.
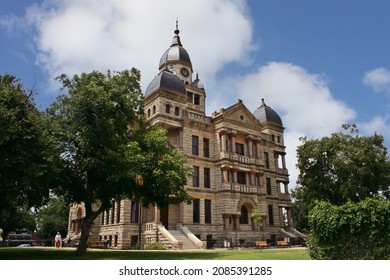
[217,183,263,195]
[278,192,291,201]
[276,168,289,175]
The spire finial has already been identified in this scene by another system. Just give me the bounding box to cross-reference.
[175,18,180,35]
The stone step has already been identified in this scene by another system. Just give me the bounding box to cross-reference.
[168,230,199,250]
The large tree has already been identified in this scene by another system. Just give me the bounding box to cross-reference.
[292,124,390,231]
[0,75,56,240]
[48,69,191,255]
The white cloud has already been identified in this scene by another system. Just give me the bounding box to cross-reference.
[25,0,255,92]
[363,67,390,94]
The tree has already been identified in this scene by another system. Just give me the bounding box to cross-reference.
[48,69,191,255]
[127,126,192,208]
[308,198,390,259]
[36,197,69,239]
[292,125,390,231]
[0,75,56,240]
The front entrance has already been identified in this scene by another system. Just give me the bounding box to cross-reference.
[160,207,169,229]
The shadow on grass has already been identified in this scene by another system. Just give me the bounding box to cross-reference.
[0,247,310,260]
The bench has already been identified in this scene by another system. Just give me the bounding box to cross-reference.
[255,241,270,249]
[88,241,105,249]
[276,240,290,248]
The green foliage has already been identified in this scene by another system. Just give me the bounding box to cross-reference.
[143,242,166,250]
[36,197,69,239]
[127,126,193,208]
[308,198,390,259]
[292,125,390,231]
[0,75,57,238]
[250,207,264,230]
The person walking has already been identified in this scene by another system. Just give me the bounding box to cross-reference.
[55,232,62,248]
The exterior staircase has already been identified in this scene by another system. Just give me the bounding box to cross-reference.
[168,230,201,250]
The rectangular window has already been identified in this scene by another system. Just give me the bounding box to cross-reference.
[131,201,139,223]
[101,211,105,225]
[194,94,200,105]
[264,152,269,169]
[193,166,199,187]
[193,199,200,223]
[236,143,245,155]
[266,177,272,195]
[205,199,211,224]
[268,205,274,225]
[105,209,109,225]
[204,168,211,188]
[111,204,115,224]
[192,135,199,156]
[116,200,121,223]
[203,138,210,157]
[237,171,246,184]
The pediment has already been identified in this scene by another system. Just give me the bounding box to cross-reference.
[212,100,262,129]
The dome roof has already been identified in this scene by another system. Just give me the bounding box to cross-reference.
[159,25,192,70]
[191,73,204,89]
[145,69,186,96]
[253,99,283,127]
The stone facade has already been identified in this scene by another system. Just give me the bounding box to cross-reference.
[66,23,303,250]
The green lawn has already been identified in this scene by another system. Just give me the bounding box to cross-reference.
[0,247,310,260]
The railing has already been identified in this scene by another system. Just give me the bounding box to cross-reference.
[278,192,291,201]
[179,226,205,249]
[276,168,289,175]
[218,183,263,194]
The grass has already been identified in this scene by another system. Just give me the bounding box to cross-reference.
[0,247,310,260]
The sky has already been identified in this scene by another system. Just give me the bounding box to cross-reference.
[1,0,390,187]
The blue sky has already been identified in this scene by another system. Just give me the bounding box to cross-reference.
[1,0,390,185]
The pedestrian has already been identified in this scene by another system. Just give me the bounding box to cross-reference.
[55,232,62,248]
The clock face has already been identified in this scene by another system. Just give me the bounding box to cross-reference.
[180,67,189,77]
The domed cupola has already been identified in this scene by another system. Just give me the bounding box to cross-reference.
[191,73,205,89]
[158,22,193,71]
[253,99,283,127]
[145,69,186,96]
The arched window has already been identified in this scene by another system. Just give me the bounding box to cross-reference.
[240,205,249,224]
[147,108,151,117]
[152,105,156,114]
[165,104,171,114]
[175,106,180,116]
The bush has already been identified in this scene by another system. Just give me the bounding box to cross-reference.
[308,198,390,259]
[143,242,166,250]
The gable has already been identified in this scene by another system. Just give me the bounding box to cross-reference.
[212,99,262,130]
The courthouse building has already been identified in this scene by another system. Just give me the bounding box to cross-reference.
[66,24,305,249]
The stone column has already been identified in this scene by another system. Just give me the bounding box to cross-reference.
[282,154,286,169]
[179,203,184,224]
[154,206,160,224]
[222,168,229,182]
[248,138,253,157]
[233,169,238,183]
[284,183,289,194]
[221,134,227,152]
[231,132,236,153]
[256,141,261,159]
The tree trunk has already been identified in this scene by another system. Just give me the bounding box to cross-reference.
[75,202,106,256]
